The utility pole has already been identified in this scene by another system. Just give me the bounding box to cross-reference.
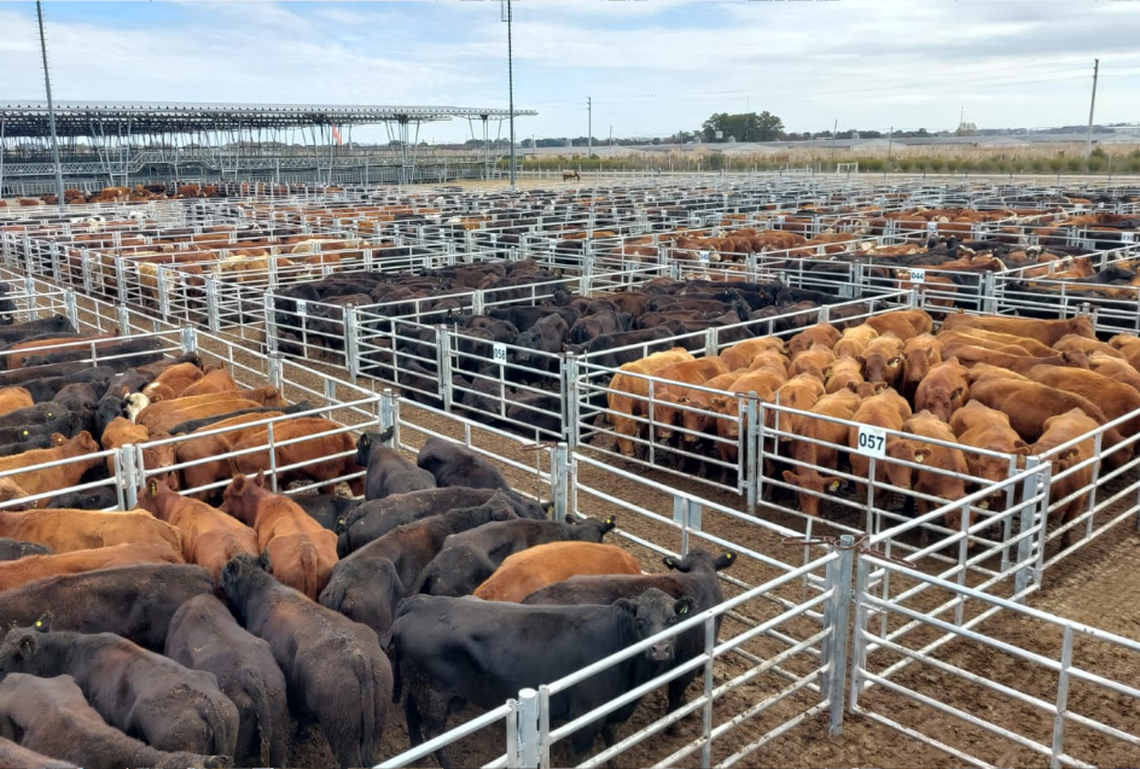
[36,0,65,207]
[503,0,517,188]
[888,125,893,161]
[587,97,592,158]
[1086,58,1100,162]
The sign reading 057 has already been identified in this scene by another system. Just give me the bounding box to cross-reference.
[855,425,886,459]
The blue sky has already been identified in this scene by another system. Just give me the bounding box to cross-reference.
[1,1,1139,145]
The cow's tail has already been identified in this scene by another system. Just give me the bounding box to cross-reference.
[299,541,320,600]
[238,667,275,766]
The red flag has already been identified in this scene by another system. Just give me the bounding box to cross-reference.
[331,124,343,146]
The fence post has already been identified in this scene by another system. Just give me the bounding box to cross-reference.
[823,535,855,735]
[155,265,172,322]
[116,304,131,336]
[551,442,569,522]
[118,445,141,509]
[1015,455,1046,599]
[379,388,399,447]
[180,326,198,356]
[204,277,221,332]
[847,550,873,715]
[114,257,129,304]
[437,327,453,411]
[267,351,284,390]
[64,289,79,331]
[516,687,540,769]
[343,305,359,379]
[265,293,279,353]
[472,289,484,316]
[700,612,717,767]
[560,353,579,449]
[704,327,718,357]
[745,394,760,514]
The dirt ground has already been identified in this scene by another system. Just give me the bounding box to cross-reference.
[36,243,1140,769]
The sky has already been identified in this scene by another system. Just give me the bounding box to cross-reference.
[1,0,1139,146]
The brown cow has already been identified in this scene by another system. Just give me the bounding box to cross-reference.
[937,328,1054,357]
[472,542,642,602]
[787,345,836,382]
[939,340,1089,374]
[1030,408,1099,548]
[138,476,259,581]
[938,313,1095,346]
[967,377,1132,468]
[0,432,103,508]
[179,366,242,398]
[99,417,177,488]
[1051,333,1124,361]
[720,337,785,370]
[847,389,923,501]
[1087,353,1140,395]
[606,348,694,456]
[226,417,363,497]
[903,411,972,535]
[676,370,747,447]
[142,362,204,402]
[0,387,34,417]
[824,356,866,394]
[0,508,182,553]
[833,324,879,359]
[175,411,287,498]
[863,309,933,341]
[787,324,840,358]
[0,542,183,591]
[782,389,863,515]
[1023,365,1140,439]
[859,333,905,389]
[137,396,267,435]
[220,472,339,599]
[949,401,1030,501]
[900,334,944,400]
[915,358,971,422]
[651,357,731,442]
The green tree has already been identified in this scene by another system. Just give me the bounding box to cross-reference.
[700,111,784,142]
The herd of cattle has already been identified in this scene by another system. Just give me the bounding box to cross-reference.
[604,307,1140,541]
[0,371,736,768]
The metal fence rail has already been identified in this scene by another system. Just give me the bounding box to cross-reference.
[849,546,1140,769]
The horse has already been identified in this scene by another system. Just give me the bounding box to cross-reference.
[561,169,581,182]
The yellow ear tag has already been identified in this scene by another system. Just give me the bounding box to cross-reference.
[34,621,41,628]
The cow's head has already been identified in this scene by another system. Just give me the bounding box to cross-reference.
[782,470,842,517]
[617,588,695,664]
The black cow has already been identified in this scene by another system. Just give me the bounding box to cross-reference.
[165,595,291,768]
[512,313,569,377]
[0,538,51,561]
[390,588,695,768]
[22,367,114,404]
[0,673,230,769]
[321,493,516,644]
[0,615,239,757]
[0,315,74,345]
[416,436,512,492]
[0,412,85,445]
[0,564,214,651]
[18,338,165,371]
[44,486,119,510]
[0,735,76,769]
[220,553,392,769]
[0,402,72,430]
[568,310,630,344]
[0,432,60,458]
[50,382,100,413]
[356,430,436,501]
[92,394,126,442]
[524,549,735,719]
[166,401,315,435]
[412,515,615,597]
[337,486,547,556]
[291,492,361,531]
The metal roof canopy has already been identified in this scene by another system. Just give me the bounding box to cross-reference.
[0,101,538,138]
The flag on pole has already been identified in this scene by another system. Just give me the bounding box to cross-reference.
[331,124,343,146]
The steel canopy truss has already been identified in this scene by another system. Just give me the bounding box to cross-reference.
[0,101,538,189]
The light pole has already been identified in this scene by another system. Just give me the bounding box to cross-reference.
[36,0,66,206]
[502,0,516,188]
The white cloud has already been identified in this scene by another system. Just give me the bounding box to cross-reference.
[0,1,1137,143]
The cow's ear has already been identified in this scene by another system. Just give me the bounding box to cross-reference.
[715,552,736,570]
[359,433,370,447]
[662,555,678,570]
[544,502,554,518]
[602,516,615,531]
[563,515,575,525]
[33,613,51,633]
[255,470,266,488]
[17,632,37,659]
[674,597,697,617]
[230,475,246,494]
[147,479,158,498]
[257,550,272,572]
[612,598,637,614]
[914,451,926,465]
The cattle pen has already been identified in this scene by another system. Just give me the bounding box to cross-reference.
[0,175,1137,769]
